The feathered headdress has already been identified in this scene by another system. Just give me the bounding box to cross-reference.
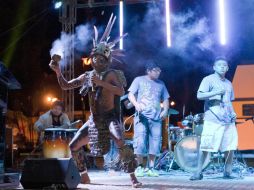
[91,13,128,61]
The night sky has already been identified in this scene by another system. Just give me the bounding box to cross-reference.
[1,0,254,122]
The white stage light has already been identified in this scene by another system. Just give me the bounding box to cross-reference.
[54,1,62,9]
[218,0,226,45]
[119,0,124,50]
[165,0,171,47]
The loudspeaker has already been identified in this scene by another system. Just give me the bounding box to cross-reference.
[20,158,80,189]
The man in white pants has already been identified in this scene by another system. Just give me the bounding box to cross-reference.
[190,57,238,180]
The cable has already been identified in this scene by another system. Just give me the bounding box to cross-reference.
[123,113,135,132]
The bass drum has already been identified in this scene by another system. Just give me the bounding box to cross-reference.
[174,136,210,172]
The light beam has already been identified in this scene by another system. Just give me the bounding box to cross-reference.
[218,0,226,45]
[165,0,171,47]
[119,0,124,49]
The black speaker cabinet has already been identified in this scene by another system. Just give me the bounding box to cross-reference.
[20,158,80,189]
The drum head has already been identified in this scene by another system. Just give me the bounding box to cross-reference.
[64,128,78,132]
[44,128,64,132]
[174,136,210,172]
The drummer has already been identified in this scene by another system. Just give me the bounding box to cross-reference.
[34,100,70,141]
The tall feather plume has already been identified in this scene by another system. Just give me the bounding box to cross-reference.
[112,57,124,64]
[105,16,116,41]
[111,49,126,57]
[93,26,98,47]
[100,14,116,42]
[108,33,128,48]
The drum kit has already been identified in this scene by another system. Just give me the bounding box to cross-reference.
[156,112,211,172]
[157,112,250,175]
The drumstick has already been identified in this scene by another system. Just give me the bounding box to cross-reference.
[69,120,83,128]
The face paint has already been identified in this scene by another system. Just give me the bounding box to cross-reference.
[91,54,110,73]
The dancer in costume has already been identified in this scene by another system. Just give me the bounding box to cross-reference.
[49,14,142,188]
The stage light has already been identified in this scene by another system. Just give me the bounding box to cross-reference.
[54,1,62,9]
[82,57,91,66]
[46,95,58,104]
[170,101,175,106]
[165,0,171,47]
[52,98,58,102]
[218,0,226,45]
[47,97,52,102]
[119,0,124,50]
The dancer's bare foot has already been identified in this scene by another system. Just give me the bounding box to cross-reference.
[80,172,91,184]
[130,173,142,188]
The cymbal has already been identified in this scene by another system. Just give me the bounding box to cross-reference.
[168,108,179,115]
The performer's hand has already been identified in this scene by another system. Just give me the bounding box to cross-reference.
[91,75,103,86]
[49,60,61,75]
[160,110,168,120]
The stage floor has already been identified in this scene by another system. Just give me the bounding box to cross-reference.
[77,169,254,190]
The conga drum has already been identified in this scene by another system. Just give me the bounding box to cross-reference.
[43,128,67,158]
[65,128,78,157]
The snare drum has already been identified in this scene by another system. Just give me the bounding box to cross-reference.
[174,136,210,172]
[43,128,67,158]
[65,128,78,157]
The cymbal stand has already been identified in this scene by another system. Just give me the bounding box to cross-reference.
[206,152,224,174]
[233,149,248,179]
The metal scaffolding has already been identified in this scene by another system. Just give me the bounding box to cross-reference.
[58,0,154,121]
[59,0,77,121]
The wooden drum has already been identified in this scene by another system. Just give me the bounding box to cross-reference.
[42,128,67,158]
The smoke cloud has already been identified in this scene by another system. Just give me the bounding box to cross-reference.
[123,3,216,80]
[50,23,92,66]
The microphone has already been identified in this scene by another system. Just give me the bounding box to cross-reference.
[91,74,96,92]
[94,73,102,100]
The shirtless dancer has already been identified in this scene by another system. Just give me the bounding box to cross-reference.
[49,14,142,188]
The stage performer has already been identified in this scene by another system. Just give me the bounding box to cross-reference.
[49,14,142,188]
[190,57,238,180]
[128,62,169,177]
